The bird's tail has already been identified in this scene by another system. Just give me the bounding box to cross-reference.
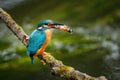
[27,51,35,64]
[30,57,34,64]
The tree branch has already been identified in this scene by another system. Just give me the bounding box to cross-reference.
[0,8,107,80]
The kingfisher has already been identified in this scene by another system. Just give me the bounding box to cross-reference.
[27,19,72,64]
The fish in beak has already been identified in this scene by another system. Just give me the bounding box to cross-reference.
[49,23,73,33]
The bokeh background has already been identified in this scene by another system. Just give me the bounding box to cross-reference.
[0,0,120,80]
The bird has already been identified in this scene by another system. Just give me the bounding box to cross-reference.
[27,19,72,64]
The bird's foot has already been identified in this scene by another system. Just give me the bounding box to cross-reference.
[37,52,46,58]
[37,52,47,65]
[41,52,47,56]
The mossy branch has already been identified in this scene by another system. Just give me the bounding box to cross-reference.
[0,8,107,80]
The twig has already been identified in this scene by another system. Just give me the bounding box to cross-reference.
[0,8,107,80]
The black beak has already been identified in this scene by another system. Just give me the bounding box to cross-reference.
[52,23,64,26]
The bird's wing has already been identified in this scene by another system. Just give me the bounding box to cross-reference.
[27,30,46,56]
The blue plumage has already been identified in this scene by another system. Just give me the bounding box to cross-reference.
[27,20,53,64]
[27,28,47,64]
[26,19,72,64]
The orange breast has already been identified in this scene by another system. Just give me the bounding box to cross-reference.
[35,29,52,56]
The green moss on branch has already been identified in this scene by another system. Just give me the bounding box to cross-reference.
[0,8,29,46]
[38,52,107,80]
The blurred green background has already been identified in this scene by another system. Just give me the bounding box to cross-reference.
[0,0,120,80]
